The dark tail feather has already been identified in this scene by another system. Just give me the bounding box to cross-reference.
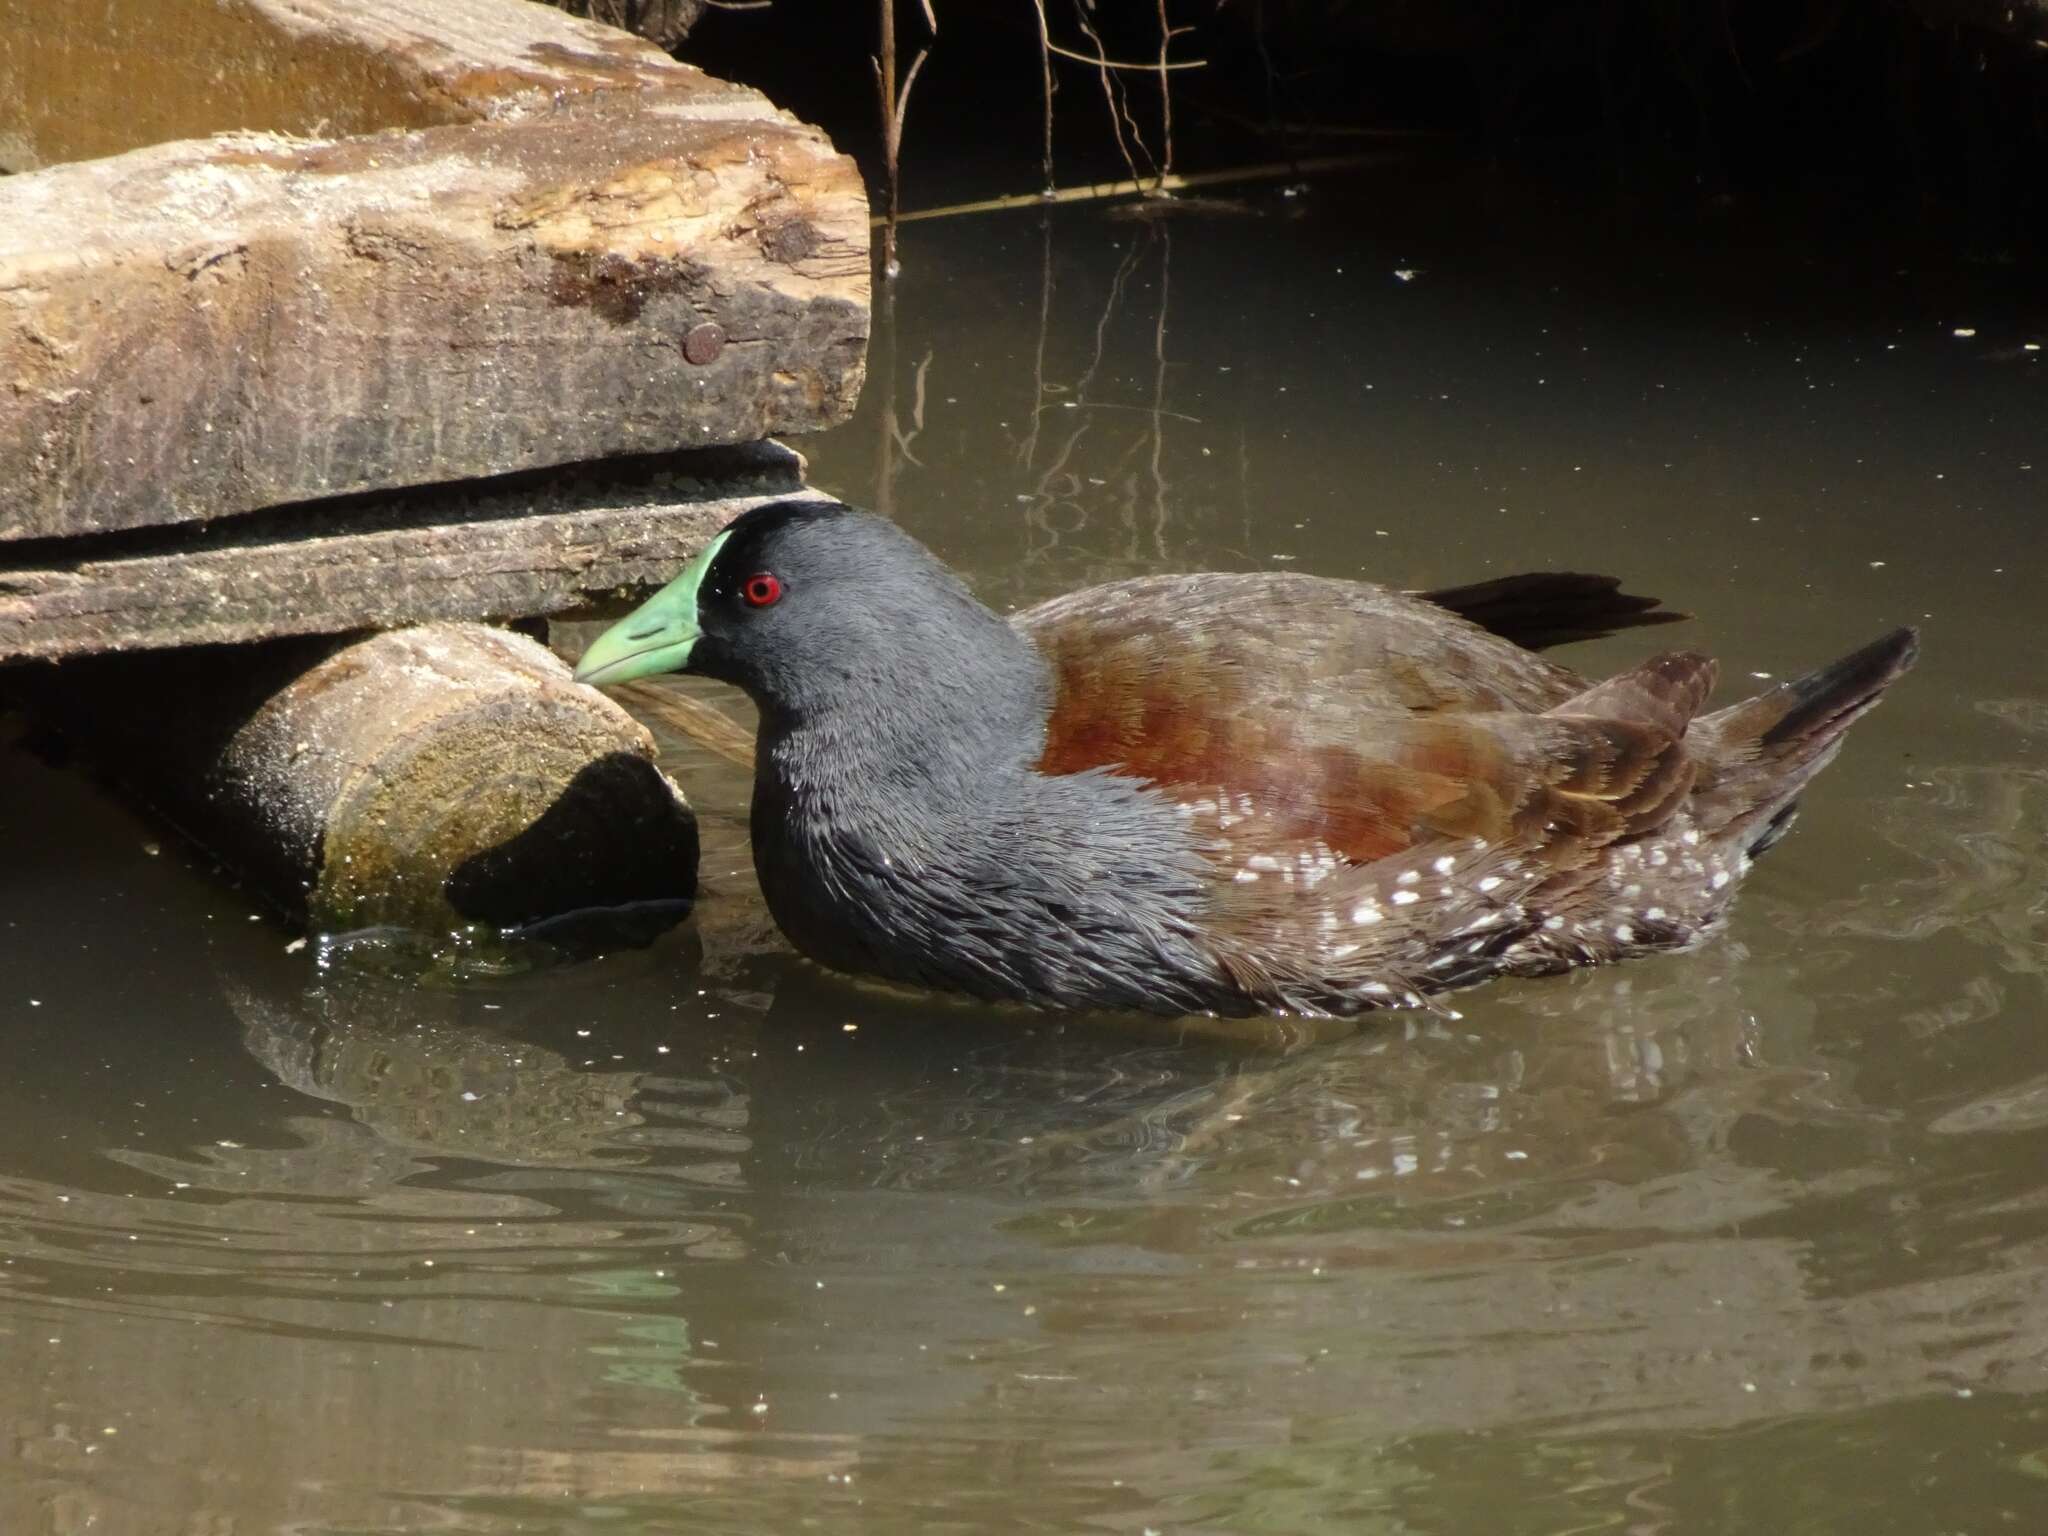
[1420,572,1690,651]
[1688,627,1920,850]
[1756,627,1923,748]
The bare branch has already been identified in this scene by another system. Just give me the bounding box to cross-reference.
[891,44,931,160]
[1029,0,1056,193]
[1071,6,1153,184]
[1155,0,1175,185]
[1045,39,1206,70]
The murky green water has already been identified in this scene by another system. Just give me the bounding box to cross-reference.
[4,171,2046,1533]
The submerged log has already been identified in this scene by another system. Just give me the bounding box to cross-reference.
[0,0,868,543]
[0,443,828,663]
[19,624,698,933]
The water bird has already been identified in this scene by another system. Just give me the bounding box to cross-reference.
[575,501,1917,1018]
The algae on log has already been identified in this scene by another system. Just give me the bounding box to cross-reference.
[0,0,869,542]
[20,625,699,933]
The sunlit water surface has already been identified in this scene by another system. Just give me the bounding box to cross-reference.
[3,173,2045,1533]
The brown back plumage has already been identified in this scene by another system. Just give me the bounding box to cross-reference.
[1016,571,1917,1012]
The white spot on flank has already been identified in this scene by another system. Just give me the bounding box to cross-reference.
[1246,854,1283,872]
[1391,889,1420,906]
[1350,903,1384,925]
[1711,870,1731,889]
[1233,869,1261,884]
[1649,848,1670,867]
[1477,876,1503,892]
[1646,906,1666,921]
[1432,855,1457,874]
[1682,829,1702,846]
[1362,981,1392,995]
[1396,869,1420,885]
[1614,924,1635,943]
[1543,916,1566,931]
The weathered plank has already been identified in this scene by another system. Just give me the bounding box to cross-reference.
[0,445,832,662]
[15,623,700,933]
[0,0,740,174]
[0,0,869,543]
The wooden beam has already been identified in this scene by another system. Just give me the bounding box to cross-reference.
[0,0,753,173]
[0,445,831,663]
[0,0,869,543]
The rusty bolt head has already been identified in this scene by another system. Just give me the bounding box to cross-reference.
[682,323,725,366]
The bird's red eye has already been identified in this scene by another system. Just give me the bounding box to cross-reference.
[741,572,783,608]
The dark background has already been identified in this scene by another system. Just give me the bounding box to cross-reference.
[681,0,2048,259]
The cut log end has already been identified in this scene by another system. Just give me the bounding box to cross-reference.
[15,623,700,936]
[228,625,699,932]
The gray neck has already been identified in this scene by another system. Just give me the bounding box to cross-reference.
[758,619,1052,809]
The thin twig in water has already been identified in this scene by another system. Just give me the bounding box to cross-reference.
[1043,39,1205,70]
[1072,5,1152,186]
[890,348,933,467]
[1019,213,1055,470]
[1154,0,1183,185]
[884,151,1398,225]
[1029,0,1057,194]
[873,0,935,278]
[873,0,896,274]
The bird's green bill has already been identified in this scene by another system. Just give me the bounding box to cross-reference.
[572,531,730,687]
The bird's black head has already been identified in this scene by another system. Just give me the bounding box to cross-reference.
[575,500,1049,758]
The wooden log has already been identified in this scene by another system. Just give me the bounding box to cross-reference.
[0,0,869,543]
[0,443,830,663]
[16,624,699,933]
